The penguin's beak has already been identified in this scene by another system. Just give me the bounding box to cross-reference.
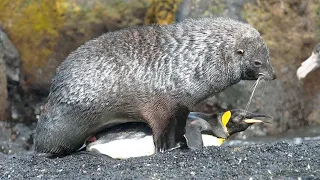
[243,119,264,124]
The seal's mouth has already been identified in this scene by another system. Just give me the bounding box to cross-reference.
[242,69,276,81]
[258,72,276,81]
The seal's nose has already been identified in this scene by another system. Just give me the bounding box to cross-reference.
[262,69,276,80]
[272,71,276,80]
[267,67,276,80]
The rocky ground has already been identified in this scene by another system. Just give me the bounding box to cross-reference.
[1,121,320,179]
[1,141,319,179]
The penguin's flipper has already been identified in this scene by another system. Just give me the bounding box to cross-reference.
[184,121,204,150]
[184,118,215,150]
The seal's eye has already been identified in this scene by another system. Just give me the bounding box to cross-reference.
[254,61,262,67]
[237,49,244,55]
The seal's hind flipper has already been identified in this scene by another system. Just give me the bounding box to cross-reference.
[73,150,115,161]
[151,105,189,153]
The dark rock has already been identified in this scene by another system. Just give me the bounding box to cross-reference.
[1,141,319,179]
[0,121,35,155]
[0,28,28,122]
[0,1,149,123]
[0,28,20,84]
[0,48,7,120]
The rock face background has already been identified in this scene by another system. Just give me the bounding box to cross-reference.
[0,47,7,120]
[0,0,149,121]
[0,0,319,136]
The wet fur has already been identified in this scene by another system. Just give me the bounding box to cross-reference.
[35,17,275,155]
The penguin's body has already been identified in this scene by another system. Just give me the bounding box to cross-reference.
[86,110,270,159]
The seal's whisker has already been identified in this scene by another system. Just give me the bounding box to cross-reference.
[258,79,267,99]
[249,73,265,91]
[249,79,259,91]
[245,76,261,112]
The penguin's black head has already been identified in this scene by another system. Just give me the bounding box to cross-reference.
[186,110,272,149]
[188,110,271,139]
[225,109,272,135]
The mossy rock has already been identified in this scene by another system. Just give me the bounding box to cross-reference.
[0,0,149,88]
[144,0,181,25]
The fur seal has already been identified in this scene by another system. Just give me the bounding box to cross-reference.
[86,110,270,159]
[297,43,320,79]
[35,17,276,155]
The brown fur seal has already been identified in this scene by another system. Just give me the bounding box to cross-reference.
[35,17,276,155]
[85,110,270,159]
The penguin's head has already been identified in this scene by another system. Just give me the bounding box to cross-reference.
[212,109,271,145]
[188,109,271,138]
[186,110,271,148]
[222,109,271,135]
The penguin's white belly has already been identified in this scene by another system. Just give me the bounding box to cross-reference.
[201,134,225,147]
[87,134,223,159]
[87,136,155,159]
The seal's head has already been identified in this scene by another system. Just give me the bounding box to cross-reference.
[197,18,276,82]
[234,28,276,81]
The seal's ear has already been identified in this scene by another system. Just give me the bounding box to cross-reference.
[237,49,244,55]
[221,111,231,127]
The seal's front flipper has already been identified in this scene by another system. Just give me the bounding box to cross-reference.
[152,106,189,153]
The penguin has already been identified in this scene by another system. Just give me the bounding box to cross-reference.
[85,109,271,159]
[184,110,271,150]
[297,43,320,79]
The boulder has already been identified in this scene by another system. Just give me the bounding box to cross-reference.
[0,0,148,90]
[0,44,7,120]
[0,0,149,122]
[0,28,24,121]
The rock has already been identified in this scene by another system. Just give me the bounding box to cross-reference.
[0,47,7,120]
[0,121,36,155]
[145,0,182,25]
[0,28,20,84]
[0,0,148,91]
[0,0,149,122]
[0,28,26,122]
[1,141,320,179]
